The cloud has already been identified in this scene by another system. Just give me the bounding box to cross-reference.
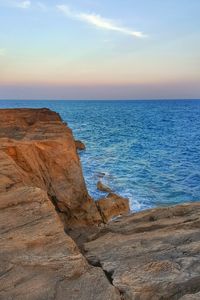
[0,0,31,9]
[16,0,31,9]
[9,1,46,10]
[57,4,146,38]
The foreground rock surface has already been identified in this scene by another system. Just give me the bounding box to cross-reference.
[0,109,120,300]
[83,202,200,300]
[0,187,120,300]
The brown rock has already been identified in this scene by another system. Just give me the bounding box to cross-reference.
[75,140,86,150]
[0,108,121,300]
[0,108,101,227]
[97,193,130,222]
[97,181,112,193]
[0,187,120,300]
[1,108,200,300]
[84,202,200,300]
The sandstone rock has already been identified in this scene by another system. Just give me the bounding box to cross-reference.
[84,202,200,300]
[97,181,112,193]
[75,140,86,151]
[97,193,130,222]
[0,108,101,227]
[0,108,121,300]
[0,186,120,300]
[1,108,200,300]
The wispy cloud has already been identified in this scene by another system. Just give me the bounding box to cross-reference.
[57,4,146,38]
[16,0,31,9]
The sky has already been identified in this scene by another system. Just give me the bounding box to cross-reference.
[0,0,200,100]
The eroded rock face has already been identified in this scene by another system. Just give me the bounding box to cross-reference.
[0,108,101,227]
[97,193,130,222]
[84,203,200,300]
[0,108,121,300]
[0,186,120,300]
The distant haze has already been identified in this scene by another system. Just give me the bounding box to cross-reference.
[0,0,200,100]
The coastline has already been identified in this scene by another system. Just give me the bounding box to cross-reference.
[0,108,200,300]
[1,100,200,212]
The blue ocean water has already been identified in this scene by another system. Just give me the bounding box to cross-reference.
[0,100,200,211]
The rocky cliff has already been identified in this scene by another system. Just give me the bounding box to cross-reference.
[0,108,200,300]
[0,108,120,300]
[0,108,102,228]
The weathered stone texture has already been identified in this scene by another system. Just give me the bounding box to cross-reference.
[0,109,120,300]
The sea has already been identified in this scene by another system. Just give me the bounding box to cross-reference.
[1,99,200,211]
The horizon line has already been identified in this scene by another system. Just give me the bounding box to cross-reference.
[1,98,200,101]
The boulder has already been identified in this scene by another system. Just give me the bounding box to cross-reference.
[96,193,130,222]
[97,181,112,193]
[75,140,86,151]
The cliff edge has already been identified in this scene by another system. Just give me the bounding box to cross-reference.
[0,108,102,227]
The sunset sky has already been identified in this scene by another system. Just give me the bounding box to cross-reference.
[0,0,200,99]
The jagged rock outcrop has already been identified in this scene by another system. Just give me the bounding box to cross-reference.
[97,193,130,222]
